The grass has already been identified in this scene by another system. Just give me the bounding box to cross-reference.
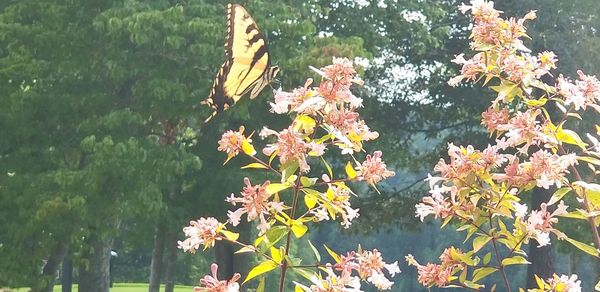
[9,283,193,292]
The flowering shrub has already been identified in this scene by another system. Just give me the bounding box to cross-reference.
[409,0,600,291]
[180,58,399,291]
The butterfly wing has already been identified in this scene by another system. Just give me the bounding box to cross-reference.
[203,4,276,122]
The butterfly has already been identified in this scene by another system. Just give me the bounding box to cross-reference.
[202,3,279,122]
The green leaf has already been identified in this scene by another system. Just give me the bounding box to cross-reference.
[281,161,299,182]
[501,256,530,266]
[483,252,492,265]
[564,237,600,257]
[256,277,266,292]
[548,187,570,206]
[472,267,497,283]
[266,183,291,195]
[578,156,600,166]
[241,162,268,169]
[345,161,357,179]
[292,267,319,282]
[244,260,278,284]
[300,176,317,187]
[260,226,288,251]
[473,235,492,253]
[321,157,333,178]
[307,239,321,261]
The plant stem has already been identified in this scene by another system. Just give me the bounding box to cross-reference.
[489,214,511,292]
[560,145,600,250]
[278,176,302,292]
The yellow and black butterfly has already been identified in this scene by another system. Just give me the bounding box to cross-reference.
[202,3,279,122]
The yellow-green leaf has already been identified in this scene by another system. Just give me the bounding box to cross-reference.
[564,237,600,257]
[270,247,284,264]
[221,230,239,241]
[241,163,268,169]
[523,98,547,107]
[291,220,308,238]
[578,156,600,166]
[256,277,266,292]
[324,244,341,263]
[345,161,357,179]
[483,252,492,265]
[294,114,317,134]
[473,235,492,253]
[321,157,333,178]
[304,192,317,209]
[548,187,570,206]
[556,126,588,149]
[242,139,257,156]
[501,256,530,266]
[307,239,321,261]
[472,267,497,283]
[235,246,256,254]
[300,176,317,187]
[244,260,278,284]
[266,183,291,195]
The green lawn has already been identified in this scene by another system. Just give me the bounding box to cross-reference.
[10,283,193,292]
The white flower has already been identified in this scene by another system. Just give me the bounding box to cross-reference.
[512,202,528,219]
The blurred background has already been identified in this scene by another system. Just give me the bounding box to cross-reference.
[1,0,599,291]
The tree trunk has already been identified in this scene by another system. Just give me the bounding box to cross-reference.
[62,256,73,292]
[79,234,114,292]
[214,240,235,280]
[526,187,554,288]
[164,231,178,292]
[215,220,251,289]
[40,241,69,292]
[149,222,166,292]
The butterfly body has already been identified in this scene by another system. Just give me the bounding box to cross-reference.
[203,3,279,122]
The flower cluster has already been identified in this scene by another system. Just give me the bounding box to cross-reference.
[194,264,241,292]
[412,0,598,290]
[406,248,466,288]
[299,248,400,291]
[183,58,398,291]
[226,177,283,233]
[177,217,222,253]
[529,274,582,292]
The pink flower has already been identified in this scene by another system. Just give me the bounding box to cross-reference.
[525,201,568,247]
[194,263,240,292]
[178,217,222,253]
[415,185,454,221]
[322,57,356,87]
[481,106,510,133]
[226,178,283,234]
[416,263,451,287]
[217,127,248,161]
[261,126,311,172]
[528,150,577,189]
[357,151,395,185]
